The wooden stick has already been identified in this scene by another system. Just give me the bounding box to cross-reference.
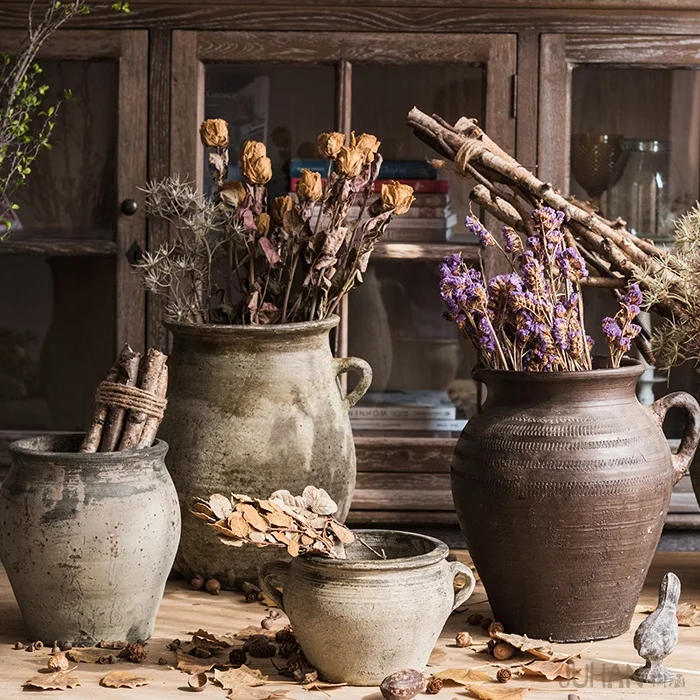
[118,348,168,451]
[136,363,168,449]
[79,359,120,453]
[99,345,141,452]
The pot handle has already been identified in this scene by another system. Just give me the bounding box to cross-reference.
[258,561,290,612]
[449,561,476,612]
[648,391,700,484]
[334,357,373,409]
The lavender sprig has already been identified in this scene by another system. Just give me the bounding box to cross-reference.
[602,283,643,368]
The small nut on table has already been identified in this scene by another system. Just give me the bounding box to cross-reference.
[455,631,472,648]
[380,669,427,700]
[205,578,221,595]
[188,672,208,692]
[492,642,515,661]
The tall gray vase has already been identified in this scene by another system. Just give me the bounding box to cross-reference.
[159,315,372,589]
[0,435,180,645]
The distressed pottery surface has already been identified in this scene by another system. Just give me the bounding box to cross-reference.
[160,316,371,588]
[0,435,180,645]
[258,529,475,685]
[452,359,700,642]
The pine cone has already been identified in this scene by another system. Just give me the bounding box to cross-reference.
[275,626,296,645]
[426,678,443,694]
[229,648,247,666]
[244,637,276,658]
[278,641,301,658]
[496,668,512,683]
[466,613,484,626]
[119,642,148,663]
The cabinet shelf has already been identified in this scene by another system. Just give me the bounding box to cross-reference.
[373,241,479,261]
[0,238,117,256]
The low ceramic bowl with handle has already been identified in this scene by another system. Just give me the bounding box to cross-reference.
[258,529,475,685]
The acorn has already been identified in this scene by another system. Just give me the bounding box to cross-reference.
[188,672,208,692]
[492,642,515,661]
[205,578,221,595]
[13,642,24,650]
[455,631,472,648]
[190,575,205,590]
[380,669,426,700]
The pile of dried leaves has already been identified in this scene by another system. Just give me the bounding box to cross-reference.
[192,486,355,558]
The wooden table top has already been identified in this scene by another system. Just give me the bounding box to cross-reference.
[2,552,700,698]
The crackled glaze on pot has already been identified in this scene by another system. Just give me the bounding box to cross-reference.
[452,360,700,643]
[0,435,180,645]
[258,530,475,685]
[160,316,371,588]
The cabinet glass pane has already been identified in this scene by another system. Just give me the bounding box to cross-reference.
[204,64,335,199]
[0,256,115,431]
[10,60,119,240]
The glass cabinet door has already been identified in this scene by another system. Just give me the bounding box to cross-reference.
[170,30,515,524]
[0,30,148,439]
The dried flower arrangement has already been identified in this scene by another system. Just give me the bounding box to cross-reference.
[80,344,168,452]
[192,486,356,559]
[407,107,700,370]
[441,205,642,371]
[137,120,414,325]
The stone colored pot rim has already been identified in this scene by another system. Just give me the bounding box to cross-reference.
[473,356,643,384]
[164,315,339,337]
[298,529,449,571]
[9,433,168,464]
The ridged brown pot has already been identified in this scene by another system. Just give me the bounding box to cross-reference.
[159,315,372,588]
[452,359,700,643]
[0,435,180,645]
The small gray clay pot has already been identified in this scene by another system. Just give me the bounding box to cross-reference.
[259,529,475,685]
[0,434,180,645]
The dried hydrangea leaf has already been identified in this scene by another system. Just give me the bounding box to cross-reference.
[210,493,234,520]
[302,485,337,515]
[434,668,491,684]
[213,665,268,689]
[24,671,81,690]
[100,670,151,688]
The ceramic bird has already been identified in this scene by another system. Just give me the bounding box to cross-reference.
[632,571,680,683]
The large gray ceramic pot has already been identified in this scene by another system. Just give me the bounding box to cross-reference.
[160,315,372,588]
[452,359,700,643]
[258,530,476,685]
[0,435,180,645]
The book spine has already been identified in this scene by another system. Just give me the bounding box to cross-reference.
[290,178,450,194]
[290,160,437,179]
[346,205,449,219]
[349,406,456,421]
[350,418,468,432]
[380,228,448,243]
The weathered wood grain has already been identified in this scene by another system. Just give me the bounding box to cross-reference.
[355,436,455,472]
[0,28,121,57]
[0,239,117,256]
[347,510,460,525]
[373,242,481,261]
[515,31,539,174]
[352,471,453,511]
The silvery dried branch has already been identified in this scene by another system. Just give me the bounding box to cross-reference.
[136,120,414,325]
[192,486,355,559]
[406,107,697,367]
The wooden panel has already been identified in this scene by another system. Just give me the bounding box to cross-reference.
[196,31,496,63]
[116,31,149,355]
[373,242,481,261]
[538,34,571,189]
[147,28,173,353]
[567,34,700,64]
[352,472,453,511]
[0,239,116,256]
[171,31,204,188]
[347,510,459,526]
[0,29,121,58]
[516,31,539,173]
[355,436,454,472]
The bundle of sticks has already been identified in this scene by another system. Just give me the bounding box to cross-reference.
[406,108,691,364]
[80,345,169,453]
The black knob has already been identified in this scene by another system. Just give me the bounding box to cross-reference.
[120,198,138,216]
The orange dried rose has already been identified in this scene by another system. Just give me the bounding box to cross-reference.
[351,132,381,163]
[255,213,271,236]
[296,169,323,202]
[272,195,295,225]
[317,132,345,159]
[381,181,415,215]
[242,155,272,185]
[199,119,229,148]
[335,146,365,178]
[239,140,267,163]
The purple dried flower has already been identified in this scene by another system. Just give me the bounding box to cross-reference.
[465,215,495,248]
[553,317,570,351]
[502,226,522,254]
[556,246,589,281]
[619,282,642,317]
[602,316,622,342]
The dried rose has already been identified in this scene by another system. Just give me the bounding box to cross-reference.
[272,195,295,225]
[256,213,271,236]
[351,132,381,163]
[296,169,323,202]
[242,155,272,185]
[381,181,415,215]
[200,119,229,148]
[318,132,345,159]
[335,146,365,177]
[219,181,247,208]
[240,140,267,163]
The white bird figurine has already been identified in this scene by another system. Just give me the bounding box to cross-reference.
[632,571,680,683]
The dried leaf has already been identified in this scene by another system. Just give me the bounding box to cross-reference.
[302,680,347,691]
[210,493,234,520]
[175,650,216,674]
[25,671,81,690]
[259,237,281,267]
[188,628,237,647]
[229,512,252,537]
[214,665,268,689]
[235,626,271,640]
[267,511,293,528]
[100,670,151,688]
[270,490,305,509]
[329,520,355,544]
[427,647,448,667]
[287,540,300,557]
[465,684,530,700]
[67,646,112,663]
[435,668,492,684]
[220,537,245,547]
[228,683,288,700]
[677,602,700,626]
[302,485,337,515]
[520,659,580,681]
[492,631,553,659]
[249,531,268,544]
[238,503,270,531]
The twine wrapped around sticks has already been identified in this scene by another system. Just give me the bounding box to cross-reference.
[95,381,167,420]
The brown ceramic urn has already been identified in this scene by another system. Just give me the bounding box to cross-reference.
[452,359,700,642]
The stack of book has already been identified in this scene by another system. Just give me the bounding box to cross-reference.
[290,159,459,242]
[349,390,467,434]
